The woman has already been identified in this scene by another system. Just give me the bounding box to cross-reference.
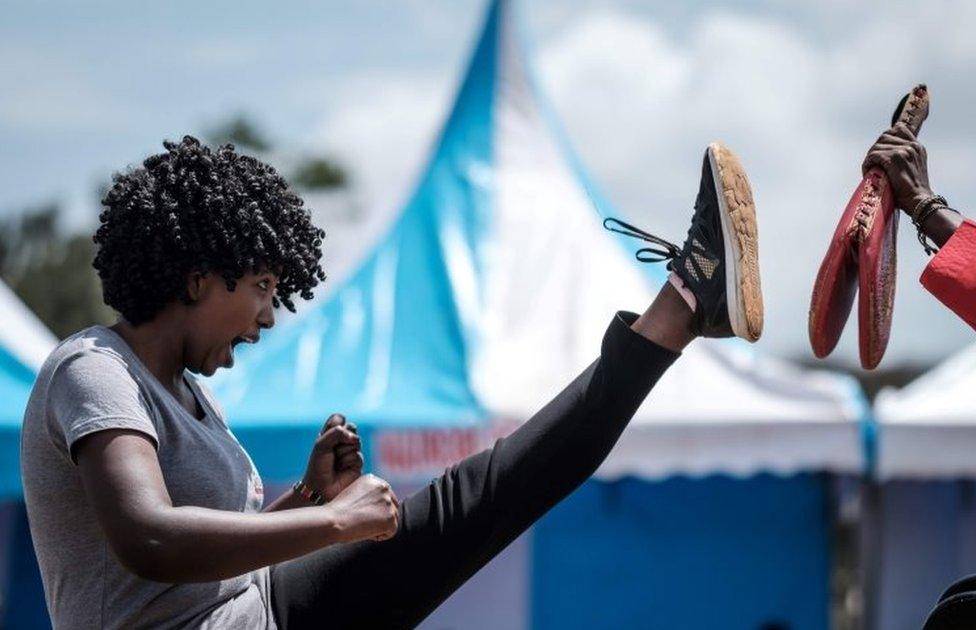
[20,136,763,628]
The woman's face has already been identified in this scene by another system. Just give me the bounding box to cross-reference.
[184,269,277,376]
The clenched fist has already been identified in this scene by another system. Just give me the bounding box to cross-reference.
[303,413,364,502]
[327,474,400,543]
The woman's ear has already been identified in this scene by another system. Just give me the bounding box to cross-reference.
[185,271,209,303]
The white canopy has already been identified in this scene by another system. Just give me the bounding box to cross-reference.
[875,344,976,479]
[0,280,57,372]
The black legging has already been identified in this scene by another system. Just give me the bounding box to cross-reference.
[269,311,679,629]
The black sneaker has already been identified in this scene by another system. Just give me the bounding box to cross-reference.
[603,142,763,341]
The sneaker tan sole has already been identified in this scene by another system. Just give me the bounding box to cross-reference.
[707,142,764,342]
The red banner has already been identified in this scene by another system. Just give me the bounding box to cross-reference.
[372,421,519,480]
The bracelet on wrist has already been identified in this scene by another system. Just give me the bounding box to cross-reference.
[910,194,947,223]
[293,480,326,506]
[910,194,951,256]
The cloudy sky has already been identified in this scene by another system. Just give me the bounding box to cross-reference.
[2,0,975,367]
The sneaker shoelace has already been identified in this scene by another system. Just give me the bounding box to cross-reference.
[603,217,681,264]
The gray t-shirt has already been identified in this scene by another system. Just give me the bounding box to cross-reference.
[20,325,277,629]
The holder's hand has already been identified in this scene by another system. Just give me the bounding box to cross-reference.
[862,122,934,214]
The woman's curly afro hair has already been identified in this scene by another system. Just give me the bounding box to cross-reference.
[94,135,326,325]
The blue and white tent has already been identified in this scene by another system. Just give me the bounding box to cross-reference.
[875,344,976,479]
[0,281,56,628]
[215,0,868,484]
[210,2,871,628]
[0,281,57,499]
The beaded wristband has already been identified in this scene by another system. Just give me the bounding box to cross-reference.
[910,194,953,256]
[293,480,326,506]
[911,194,948,223]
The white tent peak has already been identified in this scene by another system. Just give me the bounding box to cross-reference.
[876,343,976,479]
[0,281,57,372]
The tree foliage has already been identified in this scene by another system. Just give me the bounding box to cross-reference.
[205,115,272,153]
[292,156,348,190]
[206,115,349,191]
[0,204,113,339]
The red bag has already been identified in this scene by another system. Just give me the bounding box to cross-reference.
[808,85,929,369]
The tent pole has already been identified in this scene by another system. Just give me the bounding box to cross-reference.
[859,476,882,630]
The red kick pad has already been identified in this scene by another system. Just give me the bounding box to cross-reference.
[809,85,928,369]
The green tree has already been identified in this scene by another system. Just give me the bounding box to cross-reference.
[204,115,350,192]
[291,156,348,190]
[0,204,113,339]
[205,115,271,152]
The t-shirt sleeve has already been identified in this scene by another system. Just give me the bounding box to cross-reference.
[48,349,159,463]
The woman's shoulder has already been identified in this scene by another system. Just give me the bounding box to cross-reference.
[37,325,137,384]
[24,325,158,451]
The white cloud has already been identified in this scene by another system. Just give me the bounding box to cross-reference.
[309,71,454,217]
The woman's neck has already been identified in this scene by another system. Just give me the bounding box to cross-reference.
[109,315,188,394]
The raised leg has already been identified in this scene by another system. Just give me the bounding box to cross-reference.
[270,292,689,629]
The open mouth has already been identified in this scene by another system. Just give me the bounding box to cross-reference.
[231,334,260,349]
[224,334,257,368]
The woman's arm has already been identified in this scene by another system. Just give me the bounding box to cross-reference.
[75,429,399,583]
[263,488,309,512]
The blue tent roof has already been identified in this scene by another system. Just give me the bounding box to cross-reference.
[0,347,39,496]
[213,0,662,428]
[0,346,36,423]
[0,282,57,499]
[213,0,507,431]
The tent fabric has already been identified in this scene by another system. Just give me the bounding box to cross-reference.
[0,281,57,499]
[532,475,830,630]
[875,344,976,479]
[2,502,50,629]
[872,480,976,630]
[210,1,501,431]
[864,339,976,625]
[212,0,868,483]
[0,280,57,427]
[0,281,58,375]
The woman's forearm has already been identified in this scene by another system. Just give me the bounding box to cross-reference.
[120,503,346,583]
[263,487,309,512]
